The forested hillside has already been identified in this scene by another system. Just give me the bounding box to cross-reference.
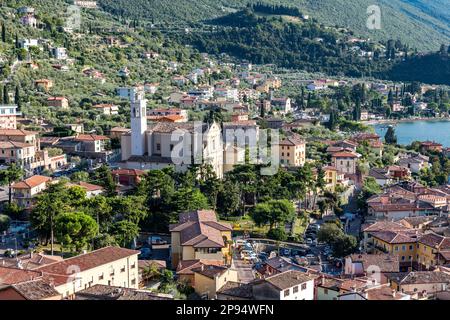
[177,9,450,85]
[98,0,450,51]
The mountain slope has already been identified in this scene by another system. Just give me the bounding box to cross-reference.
[98,0,450,51]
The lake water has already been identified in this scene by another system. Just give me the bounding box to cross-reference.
[373,120,450,147]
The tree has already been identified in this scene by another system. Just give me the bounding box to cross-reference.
[0,214,11,233]
[251,199,295,230]
[14,85,21,109]
[1,23,6,43]
[0,164,23,204]
[331,234,357,257]
[317,223,343,243]
[3,86,9,104]
[30,182,70,255]
[54,212,98,253]
[267,227,288,241]
[216,180,240,217]
[111,220,139,247]
[71,171,90,182]
[93,165,116,196]
[384,126,397,144]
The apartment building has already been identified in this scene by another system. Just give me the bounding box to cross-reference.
[279,135,306,167]
[35,246,139,299]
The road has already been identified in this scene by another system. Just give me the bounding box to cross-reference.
[231,253,254,284]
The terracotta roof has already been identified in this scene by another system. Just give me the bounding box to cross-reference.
[0,129,37,136]
[217,281,254,299]
[264,270,315,290]
[339,278,368,292]
[68,181,104,192]
[370,230,420,244]
[169,210,231,248]
[362,221,410,233]
[176,259,223,275]
[9,279,61,300]
[279,134,305,146]
[365,285,409,300]
[348,254,400,273]
[387,271,450,285]
[192,265,228,279]
[75,284,172,300]
[111,169,145,176]
[0,141,33,149]
[74,134,109,141]
[12,175,51,189]
[332,152,360,158]
[36,247,139,276]
[0,267,42,285]
[419,233,450,250]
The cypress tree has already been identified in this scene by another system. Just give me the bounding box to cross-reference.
[3,86,9,104]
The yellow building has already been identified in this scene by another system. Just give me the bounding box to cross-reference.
[370,230,420,267]
[322,166,338,192]
[417,233,450,270]
[170,210,233,268]
[192,265,238,299]
[279,135,306,167]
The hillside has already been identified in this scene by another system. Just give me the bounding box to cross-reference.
[97,0,450,51]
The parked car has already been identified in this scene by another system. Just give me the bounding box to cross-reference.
[148,236,167,245]
[235,239,248,247]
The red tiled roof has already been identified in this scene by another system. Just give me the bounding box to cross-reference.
[36,247,139,275]
[12,175,51,189]
[0,129,37,136]
[74,134,109,141]
[332,152,359,158]
[169,210,231,248]
[0,267,42,285]
[111,169,145,176]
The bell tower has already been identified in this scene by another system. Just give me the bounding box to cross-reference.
[130,88,147,156]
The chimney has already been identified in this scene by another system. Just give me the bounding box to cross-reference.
[392,290,396,298]
[201,264,204,271]
[321,276,326,286]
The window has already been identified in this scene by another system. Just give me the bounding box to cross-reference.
[121,267,126,273]
[324,289,329,294]
[131,263,136,269]
[293,286,299,293]
[409,245,413,250]
[401,256,405,261]
[402,245,406,251]
[301,283,307,290]
[156,143,161,151]
[131,279,136,286]
[395,246,399,251]
[284,289,290,297]
[409,256,412,261]
[170,144,174,151]
[99,274,104,280]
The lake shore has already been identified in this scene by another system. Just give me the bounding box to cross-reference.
[366,117,450,125]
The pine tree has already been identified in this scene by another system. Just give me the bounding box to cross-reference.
[385,126,397,144]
